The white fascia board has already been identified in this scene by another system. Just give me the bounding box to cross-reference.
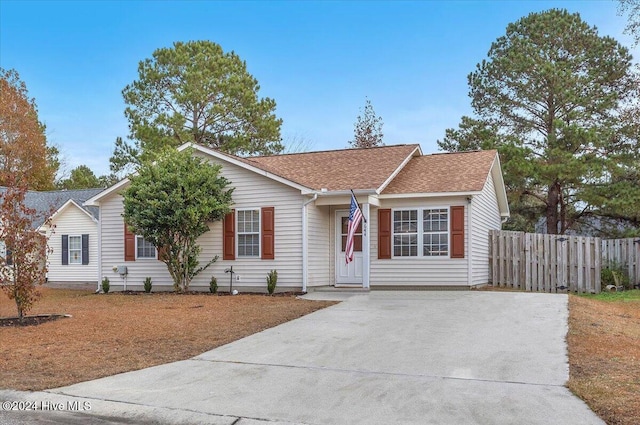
[84,178,131,206]
[376,145,422,194]
[314,191,380,207]
[489,155,510,218]
[378,191,482,199]
[50,199,98,224]
[186,143,314,194]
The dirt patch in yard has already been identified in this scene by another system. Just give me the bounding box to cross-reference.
[0,287,336,391]
[567,293,640,425]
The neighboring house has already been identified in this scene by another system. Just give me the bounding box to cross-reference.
[0,187,104,285]
[85,143,509,292]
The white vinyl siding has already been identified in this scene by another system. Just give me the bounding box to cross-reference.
[370,197,469,287]
[98,153,305,291]
[471,169,502,286]
[46,205,98,283]
[68,236,82,264]
[307,203,331,287]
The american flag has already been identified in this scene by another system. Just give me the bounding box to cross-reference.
[345,192,363,264]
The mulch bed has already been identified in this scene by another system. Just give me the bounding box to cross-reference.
[0,314,70,327]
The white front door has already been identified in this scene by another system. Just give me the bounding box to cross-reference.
[336,210,363,285]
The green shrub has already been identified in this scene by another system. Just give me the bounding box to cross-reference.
[209,276,218,294]
[102,277,110,294]
[601,261,631,290]
[266,270,278,295]
[143,277,152,293]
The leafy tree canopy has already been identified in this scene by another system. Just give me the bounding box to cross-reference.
[110,41,283,175]
[439,9,640,235]
[0,68,59,190]
[58,165,102,189]
[619,0,640,46]
[349,98,384,148]
[123,148,233,292]
[0,177,53,322]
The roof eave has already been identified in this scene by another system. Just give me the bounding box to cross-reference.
[84,177,131,206]
[42,199,98,230]
[489,154,510,218]
[378,191,483,199]
[184,143,315,194]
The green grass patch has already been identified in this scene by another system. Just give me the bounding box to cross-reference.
[580,289,640,302]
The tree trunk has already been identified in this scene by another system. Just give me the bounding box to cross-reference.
[15,297,24,324]
[546,182,560,234]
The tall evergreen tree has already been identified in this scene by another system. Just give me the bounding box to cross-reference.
[349,98,384,148]
[439,9,640,234]
[110,41,283,175]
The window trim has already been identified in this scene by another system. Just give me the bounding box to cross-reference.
[236,208,261,258]
[68,235,83,265]
[0,240,7,265]
[135,235,157,260]
[391,206,451,259]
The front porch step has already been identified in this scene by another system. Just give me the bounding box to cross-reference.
[307,285,370,293]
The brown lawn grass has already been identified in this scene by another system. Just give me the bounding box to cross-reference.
[0,287,335,391]
[567,291,640,425]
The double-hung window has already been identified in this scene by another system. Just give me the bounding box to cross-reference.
[237,209,260,257]
[136,236,156,259]
[393,210,418,257]
[422,209,449,256]
[68,236,82,264]
[393,208,449,257]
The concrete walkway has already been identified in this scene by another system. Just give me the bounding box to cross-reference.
[0,291,603,424]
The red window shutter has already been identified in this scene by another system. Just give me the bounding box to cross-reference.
[378,209,392,259]
[223,210,235,260]
[450,206,465,259]
[124,223,135,262]
[261,207,275,260]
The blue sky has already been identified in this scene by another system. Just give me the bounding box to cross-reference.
[1,0,637,178]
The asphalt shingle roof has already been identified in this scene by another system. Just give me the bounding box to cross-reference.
[0,187,104,227]
[382,150,498,194]
[235,144,421,191]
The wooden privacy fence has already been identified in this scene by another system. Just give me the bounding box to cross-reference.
[489,230,640,294]
[602,238,640,286]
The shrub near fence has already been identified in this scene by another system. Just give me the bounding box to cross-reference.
[602,238,640,287]
[489,231,640,294]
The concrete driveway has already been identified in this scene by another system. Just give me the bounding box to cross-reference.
[0,291,602,424]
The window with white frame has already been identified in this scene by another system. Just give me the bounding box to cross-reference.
[422,209,449,256]
[69,235,82,264]
[393,210,418,257]
[136,236,156,259]
[393,208,449,257]
[237,209,260,257]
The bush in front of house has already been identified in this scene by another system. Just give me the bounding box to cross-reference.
[267,270,278,295]
[102,277,110,294]
[209,276,218,294]
[143,277,152,293]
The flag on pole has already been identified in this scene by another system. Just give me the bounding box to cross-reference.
[346,192,364,264]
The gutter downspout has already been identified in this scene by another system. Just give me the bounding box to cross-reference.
[302,194,318,293]
[96,208,102,293]
[467,197,473,288]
